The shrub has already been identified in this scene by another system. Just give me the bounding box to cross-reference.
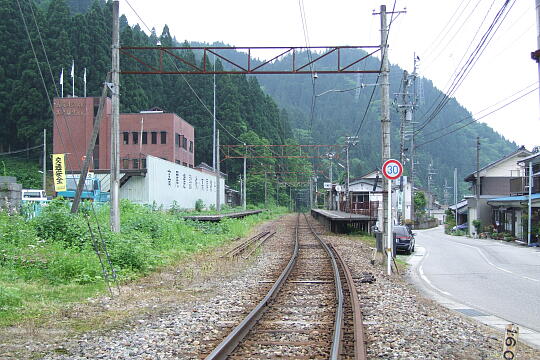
[195,199,204,212]
[31,199,90,248]
[472,220,482,234]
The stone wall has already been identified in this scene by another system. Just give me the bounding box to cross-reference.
[0,176,22,213]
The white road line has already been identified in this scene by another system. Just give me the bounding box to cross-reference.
[456,242,540,282]
[417,251,453,297]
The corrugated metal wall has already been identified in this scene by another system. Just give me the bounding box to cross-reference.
[120,156,225,209]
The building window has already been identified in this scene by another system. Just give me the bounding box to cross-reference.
[160,131,167,144]
[182,136,187,150]
[183,162,188,167]
[132,132,139,144]
[93,158,99,169]
[176,160,181,164]
[189,141,193,153]
[123,132,129,145]
[142,132,147,144]
[176,133,180,147]
[141,158,146,168]
[133,159,139,169]
[151,131,157,144]
[122,159,129,169]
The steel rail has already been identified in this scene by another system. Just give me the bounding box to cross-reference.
[205,214,300,360]
[303,213,344,360]
[329,243,368,359]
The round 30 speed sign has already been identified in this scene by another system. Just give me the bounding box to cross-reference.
[382,159,403,180]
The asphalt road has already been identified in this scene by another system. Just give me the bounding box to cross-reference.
[407,226,540,332]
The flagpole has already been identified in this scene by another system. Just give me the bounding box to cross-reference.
[60,68,64,98]
[71,60,75,97]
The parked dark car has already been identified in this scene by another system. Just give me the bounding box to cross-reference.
[393,225,415,254]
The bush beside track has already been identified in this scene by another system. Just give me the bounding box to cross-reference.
[0,199,287,325]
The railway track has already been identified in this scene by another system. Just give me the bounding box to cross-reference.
[222,231,276,259]
[204,213,367,359]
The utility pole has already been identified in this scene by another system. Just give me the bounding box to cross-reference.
[427,163,437,217]
[329,160,333,210]
[377,5,391,257]
[309,176,313,209]
[243,144,247,210]
[535,0,540,104]
[42,129,46,192]
[454,168,458,226]
[110,0,120,232]
[216,130,221,211]
[528,160,532,246]
[476,136,480,229]
[264,172,267,207]
[344,136,358,212]
[213,57,216,172]
[410,55,420,222]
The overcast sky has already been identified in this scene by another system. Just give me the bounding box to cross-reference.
[122,0,539,150]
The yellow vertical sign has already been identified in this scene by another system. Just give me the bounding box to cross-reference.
[52,154,67,192]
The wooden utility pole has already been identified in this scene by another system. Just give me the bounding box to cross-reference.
[110,0,120,232]
[71,74,110,213]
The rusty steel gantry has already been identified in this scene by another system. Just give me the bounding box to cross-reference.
[119,46,381,75]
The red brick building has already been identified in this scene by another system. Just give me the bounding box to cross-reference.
[53,97,195,171]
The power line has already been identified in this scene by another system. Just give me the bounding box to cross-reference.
[415,85,538,148]
[415,0,516,135]
[0,144,42,156]
[420,81,538,139]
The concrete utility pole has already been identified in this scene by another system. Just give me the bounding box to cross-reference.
[243,144,247,210]
[454,168,458,226]
[110,0,120,232]
[264,172,267,207]
[528,160,533,246]
[476,136,480,227]
[379,5,391,254]
[345,136,358,212]
[216,130,221,211]
[213,57,217,171]
[427,163,437,217]
[533,0,540,104]
[42,129,46,192]
[410,55,419,222]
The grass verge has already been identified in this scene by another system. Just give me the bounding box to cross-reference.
[0,199,287,327]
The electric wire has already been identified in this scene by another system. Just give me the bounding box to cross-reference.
[415,0,515,135]
[420,81,538,139]
[0,144,43,156]
[417,0,496,129]
[415,85,538,149]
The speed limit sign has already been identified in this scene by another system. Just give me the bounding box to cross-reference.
[382,159,403,180]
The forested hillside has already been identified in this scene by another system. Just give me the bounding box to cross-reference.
[1,0,519,203]
[0,0,308,203]
[252,50,518,201]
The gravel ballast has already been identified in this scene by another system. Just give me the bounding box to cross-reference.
[2,213,539,359]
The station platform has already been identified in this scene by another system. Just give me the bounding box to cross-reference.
[182,209,263,222]
[311,208,376,234]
